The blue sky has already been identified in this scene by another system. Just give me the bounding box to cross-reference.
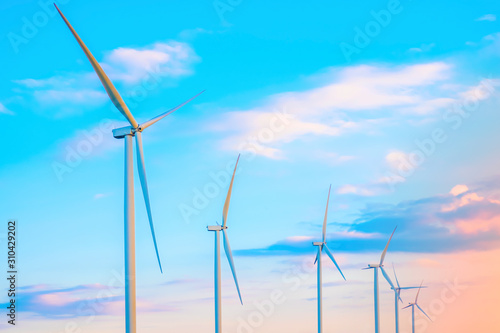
[1,0,500,332]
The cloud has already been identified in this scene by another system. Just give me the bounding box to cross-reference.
[13,40,199,116]
[315,152,356,166]
[101,41,199,84]
[408,43,436,53]
[93,193,112,200]
[334,151,409,197]
[2,284,175,318]
[0,102,14,115]
[236,184,500,256]
[337,184,377,197]
[476,14,496,22]
[210,62,465,158]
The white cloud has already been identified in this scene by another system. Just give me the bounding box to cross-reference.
[34,89,107,106]
[0,102,14,115]
[94,193,112,200]
[13,40,199,114]
[337,184,376,196]
[319,152,356,165]
[408,43,436,53]
[102,41,199,84]
[211,62,455,158]
[476,14,496,22]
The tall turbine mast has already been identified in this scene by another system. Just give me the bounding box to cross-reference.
[55,5,203,333]
[207,155,243,333]
[312,185,346,333]
[363,227,397,333]
[382,264,423,333]
[403,282,432,333]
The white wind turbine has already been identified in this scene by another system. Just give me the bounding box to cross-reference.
[382,264,423,333]
[363,227,397,333]
[207,155,243,333]
[312,185,346,333]
[403,282,432,333]
[55,5,203,333]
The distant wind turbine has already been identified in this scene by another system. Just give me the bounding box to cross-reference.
[54,5,203,333]
[382,264,424,333]
[403,282,432,333]
[207,155,243,333]
[363,227,397,333]
[312,185,346,333]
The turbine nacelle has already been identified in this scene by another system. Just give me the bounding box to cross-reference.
[367,264,381,268]
[112,126,136,139]
[312,241,325,246]
[207,225,228,231]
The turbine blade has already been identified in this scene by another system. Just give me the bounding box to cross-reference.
[135,132,162,273]
[222,154,240,227]
[380,226,397,266]
[415,280,424,303]
[398,292,404,304]
[323,244,346,280]
[314,250,319,265]
[139,90,205,131]
[402,304,413,310]
[400,287,423,290]
[54,4,138,128]
[222,229,243,304]
[416,304,432,321]
[380,266,395,290]
[322,185,332,242]
[392,263,401,289]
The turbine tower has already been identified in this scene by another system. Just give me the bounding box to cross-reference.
[207,155,243,333]
[363,227,397,333]
[55,5,203,333]
[312,185,346,333]
[403,282,432,333]
[381,264,423,333]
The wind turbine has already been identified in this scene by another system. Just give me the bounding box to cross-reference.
[207,155,243,333]
[312,185,346,333]
[363,227,397,333]
[382,264,424,333]
[54,5,203,333]
[403,282,432,333]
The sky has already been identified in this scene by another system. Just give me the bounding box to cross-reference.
[1,0,500,332]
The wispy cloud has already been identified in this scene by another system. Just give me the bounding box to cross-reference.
[0,102,14,115]
[100,41,199,84]
[210,62,460,159]
[335,151,409,197]
[1,284,175,318]
[476,14,496,22]
[237,183,500,256]
[93,193,112,200]
[13,40,199,117]
[408,43,436,53]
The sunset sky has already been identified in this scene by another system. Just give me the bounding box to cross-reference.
[1,0,500,332]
